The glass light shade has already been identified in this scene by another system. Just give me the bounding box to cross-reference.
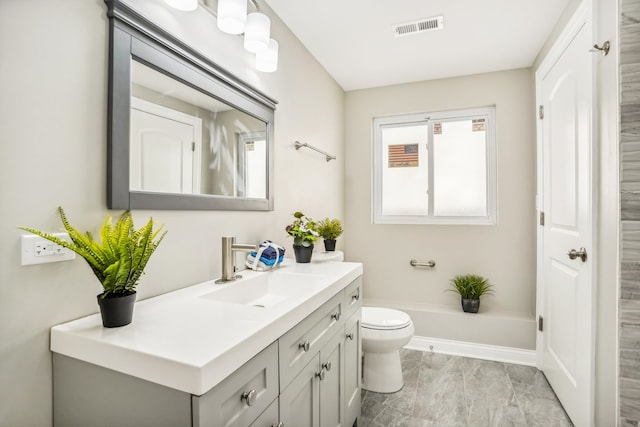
[217,0,248,35]
[244,12,271,53]
[255,39,278,72]
[165,0,198,12]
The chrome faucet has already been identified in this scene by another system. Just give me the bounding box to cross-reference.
[215,237,257,284]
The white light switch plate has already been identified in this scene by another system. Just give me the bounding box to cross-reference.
[21,233,76,266]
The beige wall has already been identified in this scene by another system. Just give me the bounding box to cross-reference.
[0,1,344,425]
[344,69,537,348]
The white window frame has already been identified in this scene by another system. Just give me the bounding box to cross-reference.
[372,106,497,225]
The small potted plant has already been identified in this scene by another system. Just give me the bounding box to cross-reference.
[19,207,166,327]
[447,274,493,313]
[317,217,343,252]
[285,211,319,263]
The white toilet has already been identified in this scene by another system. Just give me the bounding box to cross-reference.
[361,306,414,393]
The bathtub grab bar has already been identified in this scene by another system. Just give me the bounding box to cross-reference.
[410,259,436,268]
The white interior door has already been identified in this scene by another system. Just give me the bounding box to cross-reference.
[130,97,202,194]
[537,13,594,427]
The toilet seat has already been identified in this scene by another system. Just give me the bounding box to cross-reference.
[362,307,412,330]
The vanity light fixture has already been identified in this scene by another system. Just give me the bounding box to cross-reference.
[255,38,278,72]
[244,12,271,53]
[217,0,248,35]
[165,0,278,73]
[165,0,198,12]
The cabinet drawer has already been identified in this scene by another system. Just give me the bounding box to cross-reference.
[279,292,343,391]
[193,341,278,427]
[250,397,279,427]
[343,277,362,320]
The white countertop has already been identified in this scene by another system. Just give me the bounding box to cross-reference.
[50,260,362,395]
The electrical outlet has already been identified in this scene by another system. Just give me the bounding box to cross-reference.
[21,233,76,266]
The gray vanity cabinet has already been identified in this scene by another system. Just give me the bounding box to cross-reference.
[319,328,346,427]
[343,278,362,427]
[279,276,362,427]
[52,276,362,427]
[279,327,345,427]
[192,341,278,427]
[279,291,343,392]
[250,398,280,427]
[344,311,361,427]
[280,352,321,426]
[343,278,361,320]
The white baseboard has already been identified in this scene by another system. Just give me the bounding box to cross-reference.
[405,335,537,367]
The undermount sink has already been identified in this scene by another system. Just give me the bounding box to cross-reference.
[200,272,324,308]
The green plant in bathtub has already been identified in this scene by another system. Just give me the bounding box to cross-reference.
[19,207,167,298]
[447,274,493,313]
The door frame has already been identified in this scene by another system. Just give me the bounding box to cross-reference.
[534,0,597,424]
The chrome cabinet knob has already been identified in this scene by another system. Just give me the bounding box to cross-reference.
[299,340,310,352]
[331,312,341,321]
[567,247,587,262]
[241,389,256,406]
[271,423,284,427]
[322,361,332,372]
[315,369,326,380]
[346,333,354,340]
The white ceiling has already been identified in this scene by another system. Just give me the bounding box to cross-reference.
[263,0,571,91]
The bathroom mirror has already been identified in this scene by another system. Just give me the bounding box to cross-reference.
[106,0,277,210]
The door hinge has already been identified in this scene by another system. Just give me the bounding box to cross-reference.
[538,315,544,332]
[539,211,545,226]
[192,141,195,152]
[539,105,544,120]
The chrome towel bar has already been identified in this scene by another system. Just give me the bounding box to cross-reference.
[410,259,436,268]
[294,141,336,162]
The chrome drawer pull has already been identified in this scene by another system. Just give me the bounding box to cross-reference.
[315,369,326,380]
[299,340,310,352]
[331,312,341,321]
[241,389,256,406]
[322,361,332,372]
[346,333,354,340]
[351,290,360,301]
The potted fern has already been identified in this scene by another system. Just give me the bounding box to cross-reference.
[317,217,343,252]
[447,274,493,313]
[19,207,166,327]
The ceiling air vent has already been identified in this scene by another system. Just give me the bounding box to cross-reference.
[392,16,444,37]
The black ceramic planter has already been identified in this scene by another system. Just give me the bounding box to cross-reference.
[323,239,336,252]
[293,244,314,263]
[97,292,137,328]
[461,298,480,313]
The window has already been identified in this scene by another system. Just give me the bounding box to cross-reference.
[373,107,496,225]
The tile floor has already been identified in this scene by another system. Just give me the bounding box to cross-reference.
[359,349,573,427]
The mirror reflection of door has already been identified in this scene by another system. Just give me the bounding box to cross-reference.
[130,97,202,194]
[236,132,267,199]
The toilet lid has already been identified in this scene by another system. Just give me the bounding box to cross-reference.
[362,307,412,330]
